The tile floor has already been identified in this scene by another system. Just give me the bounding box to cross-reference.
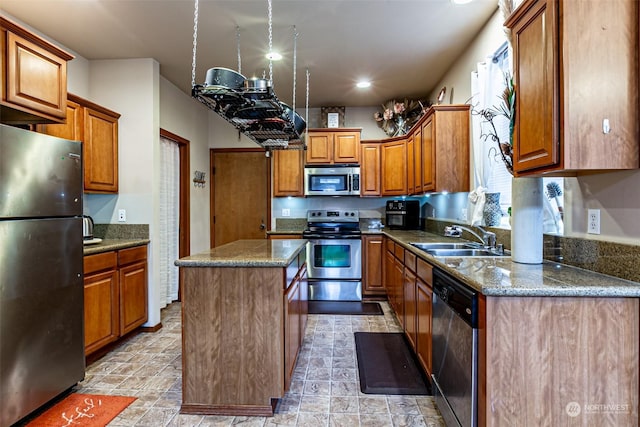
[77,301,445,426]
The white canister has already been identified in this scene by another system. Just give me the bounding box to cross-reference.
[511,177,543,264]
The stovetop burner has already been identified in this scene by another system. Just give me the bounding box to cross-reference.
[303,209,361,239]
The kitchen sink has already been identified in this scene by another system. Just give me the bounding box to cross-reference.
[410,242,480,251]
[410,242,509,257]
[424,248,509,257]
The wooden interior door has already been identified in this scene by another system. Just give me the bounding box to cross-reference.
[210,149,270,247]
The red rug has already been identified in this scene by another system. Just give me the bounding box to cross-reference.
[26,393,136,426]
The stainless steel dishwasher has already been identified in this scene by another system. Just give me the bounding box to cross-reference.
[431,268,478,427]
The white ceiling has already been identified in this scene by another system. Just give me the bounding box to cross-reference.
[1,0,498,108]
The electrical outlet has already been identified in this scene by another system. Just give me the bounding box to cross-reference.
[587,209,600,234]
[118,209,127,222]
[281,208,291,217]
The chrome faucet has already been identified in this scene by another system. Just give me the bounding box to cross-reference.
[447,225,497,249]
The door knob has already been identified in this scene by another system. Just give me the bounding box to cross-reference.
[260,218,266,230]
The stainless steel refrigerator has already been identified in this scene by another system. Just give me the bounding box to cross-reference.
[0,124,85,426]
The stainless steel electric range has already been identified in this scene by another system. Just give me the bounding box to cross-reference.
[302,209,362,301]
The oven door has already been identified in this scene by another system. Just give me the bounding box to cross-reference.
[386,212,407,229]
[306,239,362,280]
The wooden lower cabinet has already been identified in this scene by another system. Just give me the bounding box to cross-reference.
[403,267,417,349]
[84,251,119,355]
[403,251,417,349]
[416,258,433,376]
[180,254,307,416]
[384,238,404,322]
[481,296,639,426]
[384,240,433,378]
[118,246,148,336]
[393,256,405,328]
[284,277,301,388]
[83,245,148,356]
[362,235,384,296]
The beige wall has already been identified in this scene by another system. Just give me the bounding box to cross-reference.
[428,11,506,105]
[86,58,162,326]
[159,77,211,254]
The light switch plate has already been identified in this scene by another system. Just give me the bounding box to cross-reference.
[281,208,291,217]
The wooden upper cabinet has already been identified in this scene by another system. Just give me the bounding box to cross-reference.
[361,106,468,197]
[38,94,120,193]
[360,143,381,196]
[506,0,639,175]
[273,149,304,197]
[333,131,360,163]
[413,127,422,194]
[306,132,332,163]
[421,117,435,192]
[306,129,361,164]
[1,16,73,124]
[507,0,558,173]
[431,105,470,193]
[85,106,119,193]
[381,138,407,196]
[406,135,415,195]
[38,98,83,141]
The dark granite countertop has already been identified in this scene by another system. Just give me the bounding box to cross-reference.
[83,238,150,255]
[384,230,640,297]
[175,239,307,268]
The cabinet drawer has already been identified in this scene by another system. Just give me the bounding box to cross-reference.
[84,251,117,274]
[404,251,416,273]
[394,244,404,261]
[118,245,147,266]
[417,258,432,287]
[386,239,395,254]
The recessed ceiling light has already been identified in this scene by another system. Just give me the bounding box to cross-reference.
[356,81,371,88]
[266,51,282,61]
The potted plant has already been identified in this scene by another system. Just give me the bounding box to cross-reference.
[476,73,515,175]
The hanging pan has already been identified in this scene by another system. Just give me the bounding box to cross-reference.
[204,67,246,89]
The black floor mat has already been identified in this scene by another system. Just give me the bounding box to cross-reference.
[355,332,431,395]
[308,301,383,315]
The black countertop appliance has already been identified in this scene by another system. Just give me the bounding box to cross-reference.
[385,199,420,230]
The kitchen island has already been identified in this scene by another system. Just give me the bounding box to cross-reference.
[383,229,639,426]
[174,239,307,417]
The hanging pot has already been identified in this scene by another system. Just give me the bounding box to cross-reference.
[234,100,281,120]
[204,67,246,89]
[244,78,269,92]
[280,102,306,136]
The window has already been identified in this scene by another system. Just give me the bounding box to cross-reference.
[484,42,513,221]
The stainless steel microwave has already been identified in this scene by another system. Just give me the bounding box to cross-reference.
[304,166,360,196]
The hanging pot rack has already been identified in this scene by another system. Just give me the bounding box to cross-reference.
[190,0,307,150]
